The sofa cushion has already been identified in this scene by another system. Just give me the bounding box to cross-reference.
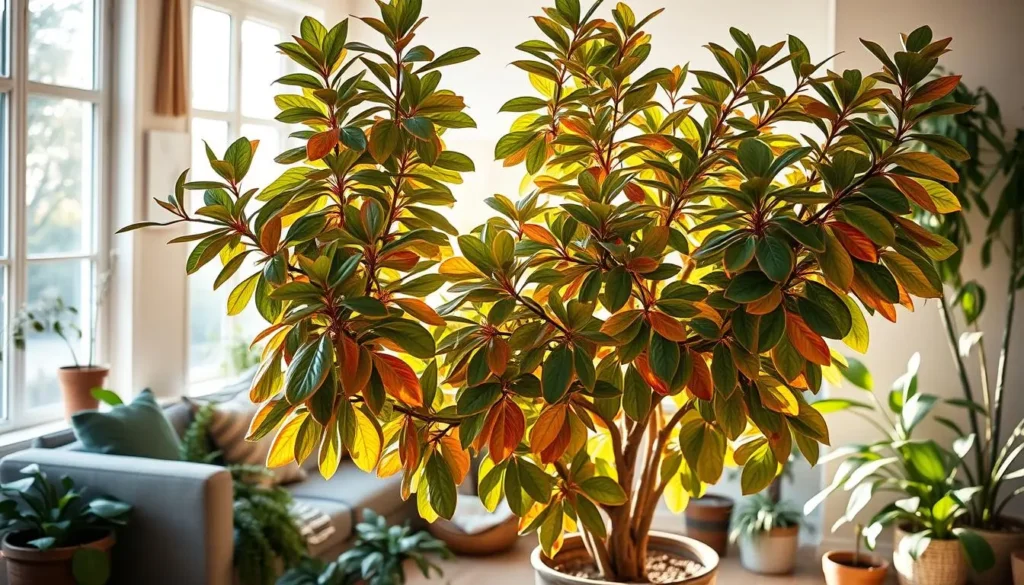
[291,497,354,559]
[286,461,406,522]
[71,389,182,460]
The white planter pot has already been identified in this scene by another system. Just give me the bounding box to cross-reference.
[737,525,799,575]
[893,526,966,585]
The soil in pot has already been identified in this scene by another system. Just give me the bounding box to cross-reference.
[558,550,703,584]
[822,551,889,585]
[683,495,733,557]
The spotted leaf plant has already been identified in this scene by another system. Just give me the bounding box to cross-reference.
[436,3,964,582]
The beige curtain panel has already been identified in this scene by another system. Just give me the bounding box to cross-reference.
[155,0,187,117]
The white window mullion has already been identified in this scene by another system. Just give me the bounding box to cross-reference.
[9,0,30,426]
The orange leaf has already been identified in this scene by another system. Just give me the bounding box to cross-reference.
[889,174,938,214]
[530,404,567,454]
[686,350,712,400]
[400,417,420,473]
[439,257,485,280]
[648,311,687,342]
[785,313,831,366]
[260,218,281,254]
[487,337,510,376]
[830,222,878,262]
[601,310,643,338]
[392,297,446,326]
[624,183,646,203]
[539,421,572,465]
[522,224,558,247]
[338,337,372,396]
[488,398,525,464]
[307,129,339,161]
[635,354,669,395]
[379,250,419,271]
[439,431,470,485]
[372,353,424,407]
[628,257,660,274]
[909,75,961,105]
[745,287,782,315]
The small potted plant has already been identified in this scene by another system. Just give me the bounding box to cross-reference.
[730,494,800,575]
[809,357,995,585]
[822,525,890,585]
[277,509,451,585]
[13,280,110,419]
[0,464,132,585]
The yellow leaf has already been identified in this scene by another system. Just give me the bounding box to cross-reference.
[890,151,959,183]
[841,295,869,353]
[758,382,799,416]
[917,179,962,214]
[349,407,383,473]
[376,447,402,478]
[528,73,554,98]
[226,273,259,316]
[438,257,484,280]
[416,482,439,523]
[318,420,342,479]
[664,474,690,514]
[267,412,306,468]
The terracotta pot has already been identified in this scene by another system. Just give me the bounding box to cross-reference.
[683,495,733,558]
[1011,549,1024,585]
[737,525,798,575]
[57,365,109,419]
[822,550,889,585]
[531,531,719,585]
[2,530,114,585]
[893,525,966,585]
[967,518,1024,585]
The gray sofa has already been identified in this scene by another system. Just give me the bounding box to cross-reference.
[0,389,416,585]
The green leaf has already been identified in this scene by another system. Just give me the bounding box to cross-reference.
[373,320,436,358]
[603,267,632,312]
[740,442,778,495]
[579,476,627,506]
[954,528,995,572]
[711,343,737,396]
[90,388,123,407]
[542,345,574,404]
[840,357,873,390]
[72,548,110,585]
[418,47,480,73]
[649,333,679,383]
[724,271,777,303]
[518,459,553,503]
[425,454,458,520]
[457,383,502,415]
[622,365,652,421]
[342,296,388,317]
[285,335,334,404]
[755,235,794,282]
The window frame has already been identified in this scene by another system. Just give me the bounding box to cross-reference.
[187,0,303,392]
[0,0,111,432]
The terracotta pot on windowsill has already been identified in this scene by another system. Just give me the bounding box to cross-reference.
[56,365,109,420]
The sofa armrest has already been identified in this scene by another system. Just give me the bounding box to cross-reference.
[0,449,233,585]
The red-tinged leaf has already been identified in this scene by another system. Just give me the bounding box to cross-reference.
[522,224,558,246]
[260,218,282,254]
[686,351,713,400]
[601,310,644,338]
[785,312,831,365]
[624,183,646,203]
[889,151,959,183]
[802,99,837,121]
[908,75,961,105]
[648,312,687,342]
[746,287,783,315]
[488,398,525,463]
[307,129,339,161]
[372,353,424,407]
[379,250,420,271]
[830,222,878,262]
[889,174,937,213]
[487,337,510,376]
[530,404,567,454]
[539,420,572,465]
[628,257,660,274]
[338,336,371,396]
[635,354,669,395]
[440,432,470,485]
[400,417,420,473]
[392,297,446,326]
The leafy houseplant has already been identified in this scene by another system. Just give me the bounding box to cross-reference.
[808,357,995,585]
[120,1,967,584]
[730,494,801,575]
[181,403,305,585]
[911,78,1024,581]
[12,267,114,418]
[278,509,450,585]
[0,464,132,585]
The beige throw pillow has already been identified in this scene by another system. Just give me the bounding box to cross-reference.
[205,394,307,485]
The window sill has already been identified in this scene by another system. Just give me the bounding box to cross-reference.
[0,419,68,448]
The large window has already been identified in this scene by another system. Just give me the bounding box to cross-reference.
[188,1,299,392]
[0,0,107,429]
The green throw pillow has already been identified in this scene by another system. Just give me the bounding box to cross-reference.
[72,389,183,461]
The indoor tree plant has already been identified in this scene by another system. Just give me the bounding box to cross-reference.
[730,494,801,575]
[0,464,132,585]
[915,78,1024,581]
[808,356,995,585]
[121,1,966,584]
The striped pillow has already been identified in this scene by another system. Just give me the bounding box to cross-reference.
[206,394,307,485]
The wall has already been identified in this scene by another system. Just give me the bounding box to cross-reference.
[819,0,1024,551]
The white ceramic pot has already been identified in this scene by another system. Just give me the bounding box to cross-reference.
[893,525,966,585]
[737,525,799,575]
[531,531,719,585]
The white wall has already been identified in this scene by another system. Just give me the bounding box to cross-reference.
[820,0,1024,551]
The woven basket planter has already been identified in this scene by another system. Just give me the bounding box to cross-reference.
[893,525,966,585]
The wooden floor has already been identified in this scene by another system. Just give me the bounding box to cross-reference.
[404,536,863,584]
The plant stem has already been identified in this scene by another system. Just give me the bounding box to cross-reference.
[938,294,985,477]
[987,211,1021,504]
